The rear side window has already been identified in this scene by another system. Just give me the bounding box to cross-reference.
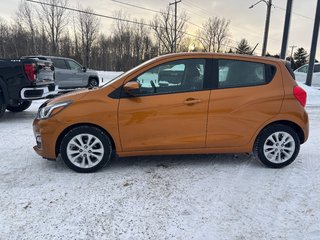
[51,59,68,69]
[218,59,276,89]
[314,65,320,73]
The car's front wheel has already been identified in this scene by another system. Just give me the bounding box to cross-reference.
[60,126,113,173]
[254,124,300,168]
[88,78,99,88]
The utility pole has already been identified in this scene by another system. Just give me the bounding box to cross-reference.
[306,0,320,86]
[280,0,293,59]
[289,45,297,58]
[249,0,272,56]
[169,0,181,53]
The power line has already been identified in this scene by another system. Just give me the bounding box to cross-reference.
[25,0,238,51]
[26,0,153,28]
[111,0,204,30]
[273,4,313,21]
[111,0,158,13]
[111,0,265,52]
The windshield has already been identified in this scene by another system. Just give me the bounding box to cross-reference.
[100,56,163,88]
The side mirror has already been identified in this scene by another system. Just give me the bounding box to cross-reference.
[123,82,140,96]
[82,66,87,72]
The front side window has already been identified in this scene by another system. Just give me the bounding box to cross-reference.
[218,60,269,88]
[67,60,82,70]
[298,65,308,73]
[129,59,206,96]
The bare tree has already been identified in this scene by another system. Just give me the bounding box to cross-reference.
[16,1,38,53]
[77,6,99,67]
[0,18,9,57]
[216,18,230,52]
[152,7,188,53]
[198,17,230,52]
[37,0,68,55]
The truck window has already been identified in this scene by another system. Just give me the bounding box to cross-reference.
[51,59,68,69]
[67,60,82,70]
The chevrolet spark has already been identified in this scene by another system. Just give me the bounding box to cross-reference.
[33,53,309,173]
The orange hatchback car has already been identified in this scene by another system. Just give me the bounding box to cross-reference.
[33,53,308,173]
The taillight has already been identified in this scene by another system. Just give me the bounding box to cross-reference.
[293,86,307,107]
[24,63,36,82]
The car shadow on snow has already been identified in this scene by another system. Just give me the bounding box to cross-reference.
[1,110,37,122]
[108,153,264,171]
[40,153,264,174]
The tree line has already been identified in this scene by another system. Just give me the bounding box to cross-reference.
[0,0,311,71]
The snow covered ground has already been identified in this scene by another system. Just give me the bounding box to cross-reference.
[0,79,320,239]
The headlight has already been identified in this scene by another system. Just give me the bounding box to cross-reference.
[37,100,72,119]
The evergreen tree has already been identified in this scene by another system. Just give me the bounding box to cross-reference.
[226,48,234,54]
[293,47,308,69]
[236,39,252,55]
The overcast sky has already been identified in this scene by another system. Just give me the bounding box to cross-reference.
[0,0,319,58]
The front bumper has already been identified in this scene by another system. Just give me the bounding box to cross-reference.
[33,118,60,160]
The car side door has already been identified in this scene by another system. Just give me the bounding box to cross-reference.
[50,58,70,88]
[206,58,284,149]
[118,58,211,152]
[65,60,87,88]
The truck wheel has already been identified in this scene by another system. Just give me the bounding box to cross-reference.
[88,78,99,88]
[6,100,32,112]
[0,94,6,118]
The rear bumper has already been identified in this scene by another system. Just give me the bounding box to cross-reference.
[20,85,56,100]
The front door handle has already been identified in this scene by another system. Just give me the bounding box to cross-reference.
[184,98,201,105]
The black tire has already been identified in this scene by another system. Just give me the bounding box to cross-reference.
[254,124,300,168]
[87,78,99,88]
[60,126,113,173]
[0,94,6,118]
[6,100,32,112]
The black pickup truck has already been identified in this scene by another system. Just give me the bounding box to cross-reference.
[0,58,55,118]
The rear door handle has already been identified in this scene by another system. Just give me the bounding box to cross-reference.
[184,98,201,105]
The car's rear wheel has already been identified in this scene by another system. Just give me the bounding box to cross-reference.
[254,124,300,168]
[6,100,32,112]
[88,78,99,88]
[60,126,112,173]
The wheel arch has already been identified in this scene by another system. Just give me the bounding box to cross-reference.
[88,76,99,81]
[55,123,116,157]
[254,120,305,148]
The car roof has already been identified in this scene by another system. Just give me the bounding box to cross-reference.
[21,55,74,61]
[148,52,287,64]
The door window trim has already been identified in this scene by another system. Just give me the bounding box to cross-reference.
[118,58,214,98]
[213,58,277,90]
